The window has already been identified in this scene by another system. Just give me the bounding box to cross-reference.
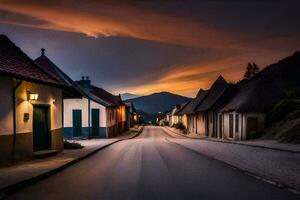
[235,114,239,132]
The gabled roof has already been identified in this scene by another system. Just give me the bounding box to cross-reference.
[90,85,123,106]
[178,89,209,115]
[75,80,123,107]
[221,76,286,113]
[174,102,189,115]
[35,50,74,87]
[196,75,230,112]
[0,35,64,87]
[35,50,82,98]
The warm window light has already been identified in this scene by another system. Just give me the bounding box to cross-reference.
[27,92,39,101]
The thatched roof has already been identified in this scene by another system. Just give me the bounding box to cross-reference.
[196,75,232,112]
[178,89,209,115]
[221,76,286,113]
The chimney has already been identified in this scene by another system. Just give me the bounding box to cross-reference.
[77,75,91,89]
[41,48,45,56]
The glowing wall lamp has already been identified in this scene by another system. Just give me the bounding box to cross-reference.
[27,91,39,101]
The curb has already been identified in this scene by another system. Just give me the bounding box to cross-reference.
[0,126,144,199]
[163,127,300,153]
[165,138,300,196]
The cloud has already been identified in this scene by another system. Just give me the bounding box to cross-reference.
[0,0,257,49]
[1,0,300,97]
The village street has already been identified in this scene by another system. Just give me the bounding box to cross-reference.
[7,126,299,200]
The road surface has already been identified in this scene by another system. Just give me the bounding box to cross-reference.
[8,126,299,200]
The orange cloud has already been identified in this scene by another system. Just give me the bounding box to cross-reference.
[0,0,255,48]
[120,49,293,97]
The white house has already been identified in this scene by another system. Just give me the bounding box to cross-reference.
[0,35,66,164]
[220,76,285,140]
[195,76,236,138]
[178,89,208,135]
[35,50,126,139]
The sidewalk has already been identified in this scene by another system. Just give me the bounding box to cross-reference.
[163,127,300,192]
[163,126,300,153]
[0,126,143,197]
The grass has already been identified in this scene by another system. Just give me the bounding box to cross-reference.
[64,140,84,149]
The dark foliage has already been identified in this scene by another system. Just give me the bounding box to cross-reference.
[64,141,84,149]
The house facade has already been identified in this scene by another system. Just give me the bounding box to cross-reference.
[220,76,285,140]
[35,50,126,139]
[63,78,125,139]
[0,35,65,164]
[178,89,208,135]
[195,76,236,138]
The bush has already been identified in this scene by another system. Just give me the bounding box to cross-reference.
[64,141,84,149]
[174,122,186,130]
[267,99,300,124]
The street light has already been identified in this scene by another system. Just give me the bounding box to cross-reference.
[27,91,39,101]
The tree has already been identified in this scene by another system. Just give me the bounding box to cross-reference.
[244,63,253,79]
[252,62,260,74]
[243,62,260,80]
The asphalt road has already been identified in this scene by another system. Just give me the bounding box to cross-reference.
[8,126,299,200]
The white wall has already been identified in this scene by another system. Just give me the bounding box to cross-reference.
[0,78,63,135]
[196,113,205,136]
[223,112,265,140]
[64,97,113,128]
[15,81,62,134]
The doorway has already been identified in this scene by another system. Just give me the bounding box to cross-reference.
[33,105,51,152]
[73,110,82,137]
[92,109,100,137]
[247,117,258,139]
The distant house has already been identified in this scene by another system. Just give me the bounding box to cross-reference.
[178,89,208,135]
[35,50,126,139]
[169,104,186,127]
[195,76,236,138]
[0,35,67,164]
[220,76,286,140]
[124,101,138,128]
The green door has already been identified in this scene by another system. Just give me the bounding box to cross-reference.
[92,109,99,137]
[73,110,82,137]
[33,106,51,152]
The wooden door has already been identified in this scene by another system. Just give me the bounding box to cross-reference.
[72,110,82,137]
[247,117,258,139]
[92,109,100,137]
[229,114,234,138]
[33,106,51,151]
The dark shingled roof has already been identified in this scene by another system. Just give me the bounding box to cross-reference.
[196,75,230,112]
[34,49,122,107]
[221,76,286,113]
[178,89,209,115]
[35,51,74,87]
[75,80,123,107]
[90,85,123,107]
[35,50,82,98]
[174,102,189,115]
[0,35,64,86]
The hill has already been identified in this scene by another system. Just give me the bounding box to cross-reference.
[126,92,191,114]
[259,51,300,97]
[120,93,140,100]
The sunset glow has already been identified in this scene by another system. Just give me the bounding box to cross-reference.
[0,0,299,97]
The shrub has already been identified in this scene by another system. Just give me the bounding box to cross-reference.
[64,141,84,149]
[175,122,186,130]
[267,99,300,124]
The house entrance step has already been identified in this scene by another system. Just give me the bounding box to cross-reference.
[33,150,58,159]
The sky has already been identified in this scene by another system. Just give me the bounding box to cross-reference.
[0,0,300,97]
